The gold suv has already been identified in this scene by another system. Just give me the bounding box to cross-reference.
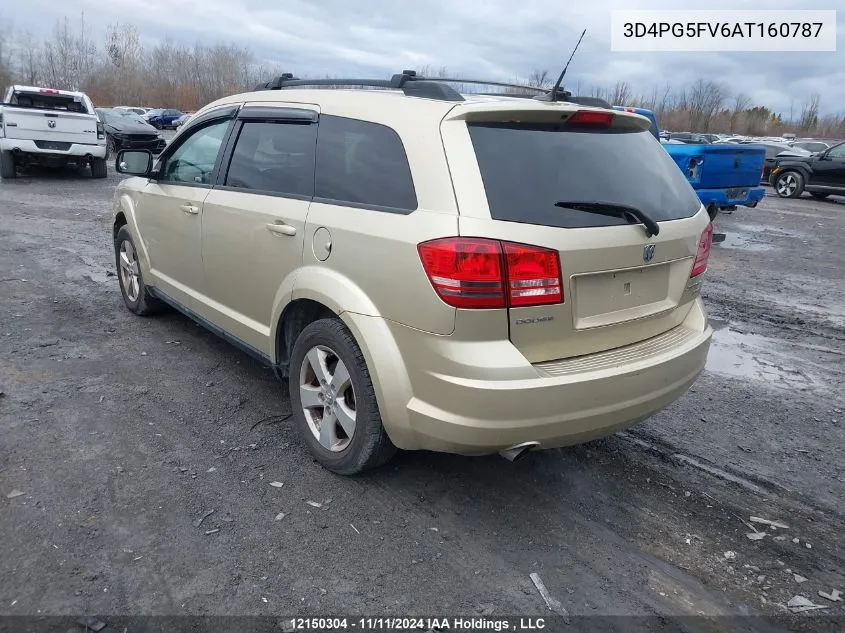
[112,72,713,474]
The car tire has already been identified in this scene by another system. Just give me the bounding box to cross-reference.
[810,192,829,200]
[106,135,117,159]
[774,170,804,198]
[289,318,396,475]
[152,121,162,130]
[91,157,107,179]
[0,150,16,179]
[114,226,165,316]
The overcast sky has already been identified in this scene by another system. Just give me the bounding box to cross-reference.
[6,0,844,116]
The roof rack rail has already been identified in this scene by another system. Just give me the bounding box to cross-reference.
[253,70,465,102]
[252,71,587,104]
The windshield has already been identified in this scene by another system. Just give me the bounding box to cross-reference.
[99,109,146,126]
[468,123,701,229]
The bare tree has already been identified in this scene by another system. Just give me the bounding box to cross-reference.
[609,80,631,106]
[729,92,751,133]
[799,93,820,132]
[527,69,550,89]
[0,17,12,93]
[686,79,727,131]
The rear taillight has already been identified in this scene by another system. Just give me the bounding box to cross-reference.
[39,88,60,94]
[503,242,562,306]
[567,110,614,127]
[417,238,562,309]
[690,223,713,278]
[97,121,105,140]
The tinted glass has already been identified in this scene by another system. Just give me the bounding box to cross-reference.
[13,91,88,113]
[315,115,417,211]
[825,143,845,159]
[225,121,316,197]
[468,123,701,229]
[161,119,229,185]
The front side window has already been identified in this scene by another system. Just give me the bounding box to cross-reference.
[224,121,316,197]
[315,115,417,211]
[160,119,229,185]
[827,143,845,159]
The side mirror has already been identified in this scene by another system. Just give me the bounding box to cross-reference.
[116,149,153,176]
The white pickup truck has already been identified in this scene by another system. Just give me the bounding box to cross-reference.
[0,85,108,179]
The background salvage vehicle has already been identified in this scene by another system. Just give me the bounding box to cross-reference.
[144,108,184,130]
[770,141,845,200]
[111,72,714,474]
[96,108,167,157]
[0,85,107,179]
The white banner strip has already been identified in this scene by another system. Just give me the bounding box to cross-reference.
[610,10,837,52]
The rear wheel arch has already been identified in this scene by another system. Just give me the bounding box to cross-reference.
[276,299,336,377]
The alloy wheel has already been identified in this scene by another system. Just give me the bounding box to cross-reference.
[299,345,356,452]
[118,240,140,302]
[777,173,798,197]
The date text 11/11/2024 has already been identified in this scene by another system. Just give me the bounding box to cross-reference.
[288,617,549,631]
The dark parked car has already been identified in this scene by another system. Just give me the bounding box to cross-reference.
[770,141,845,199]
[746,142,812,183]
[145,108,184,129]
[96,108,167,156]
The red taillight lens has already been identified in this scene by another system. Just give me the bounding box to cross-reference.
[39,88,60,94]
[417,238,505,308]
[690,223,714,278]
[418,238,563,309]
[502,242,562,306]
[567,110,614,127]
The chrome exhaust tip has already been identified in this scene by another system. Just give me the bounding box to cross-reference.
[499,441,539,462]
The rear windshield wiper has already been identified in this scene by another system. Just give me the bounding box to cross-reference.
[554,201,660,237]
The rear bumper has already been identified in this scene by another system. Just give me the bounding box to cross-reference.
[347,298,711,454]
[695,186,765,209]
[0,138,106,159]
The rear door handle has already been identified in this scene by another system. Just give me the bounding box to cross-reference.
[266,223,297,237]
[180,204,199,215]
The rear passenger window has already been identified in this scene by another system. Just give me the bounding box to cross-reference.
[315,115,417,212]
[225,121,316,197]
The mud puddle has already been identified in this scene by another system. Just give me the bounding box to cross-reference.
[705,324,816,388]
[713,232,773,251]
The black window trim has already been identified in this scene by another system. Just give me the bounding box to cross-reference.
[313,114,419,215]
[310,196,416,215]
[151,107,239,189]
[213,112,319,200]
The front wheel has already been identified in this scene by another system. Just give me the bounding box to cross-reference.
[774,171,804,198]
[289,318,396,475]
[115,226,165,316]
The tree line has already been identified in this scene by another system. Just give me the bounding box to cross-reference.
[1,15,843,138]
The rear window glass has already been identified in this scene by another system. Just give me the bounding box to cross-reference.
[225,121,316,197]
[12,91,89,113]
[468,123,701,229]
[315,115,417,212]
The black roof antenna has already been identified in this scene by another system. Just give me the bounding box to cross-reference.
[542,29,587,102]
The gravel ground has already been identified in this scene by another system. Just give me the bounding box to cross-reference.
[1,162,844,631]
